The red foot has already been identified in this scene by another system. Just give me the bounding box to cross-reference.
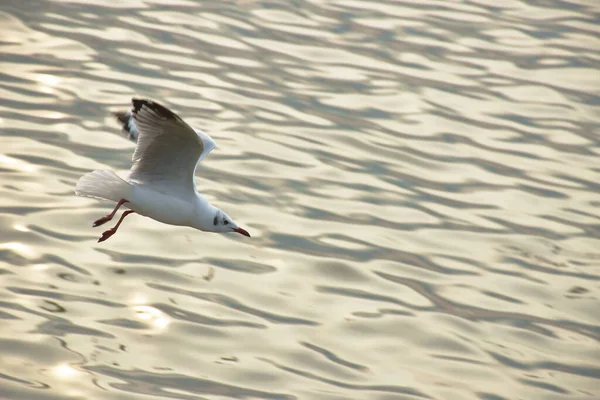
[92,199,129,228]
[98,228,116,243]
[93,215,112,227]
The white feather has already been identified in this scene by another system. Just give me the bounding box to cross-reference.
[75,170,132,202]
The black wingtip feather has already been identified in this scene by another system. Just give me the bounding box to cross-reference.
[131,98,177,120]
[114,111,129,125]
[114,111,132,133]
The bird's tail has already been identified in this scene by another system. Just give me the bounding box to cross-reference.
[75,170,132,202]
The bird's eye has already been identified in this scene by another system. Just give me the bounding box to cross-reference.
[223,220,229,225]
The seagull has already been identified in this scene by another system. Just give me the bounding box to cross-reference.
[75,98,250,243]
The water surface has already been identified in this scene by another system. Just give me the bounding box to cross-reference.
[1,0,599,399]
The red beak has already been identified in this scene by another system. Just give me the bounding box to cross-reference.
[233,227,251,237]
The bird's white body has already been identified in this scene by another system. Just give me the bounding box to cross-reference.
[130,184,200,227]
[75,99,250,241]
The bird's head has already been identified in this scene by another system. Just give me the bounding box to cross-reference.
[211,209,250,237]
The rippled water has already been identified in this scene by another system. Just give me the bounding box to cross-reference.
[1,0,599,399]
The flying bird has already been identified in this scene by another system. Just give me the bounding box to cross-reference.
[75,98,250,242]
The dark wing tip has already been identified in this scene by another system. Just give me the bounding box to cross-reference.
[114,111,129,126]
[113,111,138,142]
[114,111,132,134]
[131,98,178,120]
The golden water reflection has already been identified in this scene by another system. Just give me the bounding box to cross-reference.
[0,0,599,399]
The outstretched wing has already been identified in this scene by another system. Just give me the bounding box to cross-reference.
[114,110,139,142]
[125,98,216,195]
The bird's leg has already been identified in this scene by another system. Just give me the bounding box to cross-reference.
[93,199,129,227]
[98,210,135,243]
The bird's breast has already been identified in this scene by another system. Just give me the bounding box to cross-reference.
[128,185,196,227]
